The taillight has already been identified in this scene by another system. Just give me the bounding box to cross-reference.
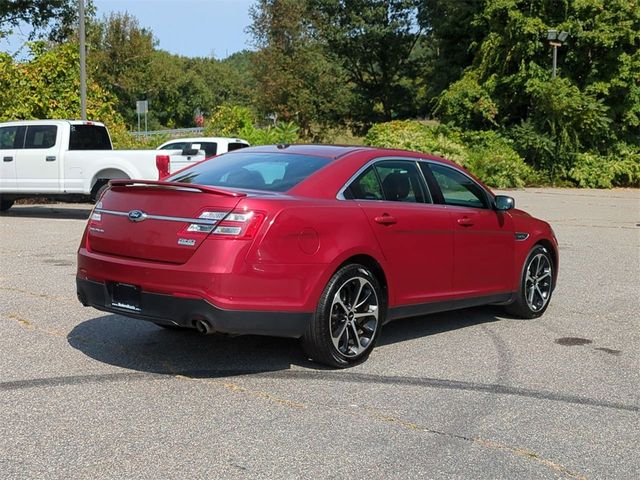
[156,154,170,179]
[185,209,265,239]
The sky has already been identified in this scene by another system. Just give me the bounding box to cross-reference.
[2,0,255,59]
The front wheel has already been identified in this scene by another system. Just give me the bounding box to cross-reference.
[505,245,554,319]
[302,264,384,368]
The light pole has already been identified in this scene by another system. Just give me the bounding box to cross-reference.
[79,0,87,120]
[547,29,569,78]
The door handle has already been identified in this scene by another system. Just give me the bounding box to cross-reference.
[457,217,474,227]
[374,214,397,225]
[46,156,56,162]
[3,156,12,162]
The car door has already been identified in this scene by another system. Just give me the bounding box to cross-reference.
[344,159,454,306]
[423,162,514,296]
[0,125,24,191]
[15,124,60,191]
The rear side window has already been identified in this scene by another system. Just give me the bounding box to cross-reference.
[168,152,331,192]
[344,160,430,203]
[198,142,217,157]
[344,167,383,200]
[25,125,57,149]
[428,163,488,208]
[228,142,248,152]
[69,125,111,150]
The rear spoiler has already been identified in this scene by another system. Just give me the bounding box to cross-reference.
[108,179,247,198]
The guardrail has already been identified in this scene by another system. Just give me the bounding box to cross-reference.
[130,127,205,137]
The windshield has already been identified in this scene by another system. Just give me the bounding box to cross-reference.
[167,152,331,192]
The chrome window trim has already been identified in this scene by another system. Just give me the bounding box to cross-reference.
[95,208,219,225]
[336,156,435,203]
[337,157,493,207]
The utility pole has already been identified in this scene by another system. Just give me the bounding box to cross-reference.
[79,0,87,120]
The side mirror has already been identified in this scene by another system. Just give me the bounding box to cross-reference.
[494,195,515,211]
[181,147,200,156]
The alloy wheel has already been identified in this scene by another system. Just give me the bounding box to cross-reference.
[525,253,553,312]
[329,276,379,358]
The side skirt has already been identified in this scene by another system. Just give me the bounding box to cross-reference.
[386,292,516,324]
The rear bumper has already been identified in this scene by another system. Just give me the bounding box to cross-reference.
[76,277,312,338]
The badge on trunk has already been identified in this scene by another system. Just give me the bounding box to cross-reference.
[178,238,196,246]
[128,209,147,222]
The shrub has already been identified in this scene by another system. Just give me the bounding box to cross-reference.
[365,120,536,188]
[569,145,640,188]
[461,130,540,188]
[204,105,255,137]
[238,121,300,146]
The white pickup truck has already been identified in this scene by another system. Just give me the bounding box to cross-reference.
[0,120,248,211]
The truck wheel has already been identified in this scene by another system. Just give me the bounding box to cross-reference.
[0,198,14,212]
[91,180,109,203]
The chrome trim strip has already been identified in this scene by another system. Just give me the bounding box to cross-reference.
[336,156,491,205]
[96,208,219,225]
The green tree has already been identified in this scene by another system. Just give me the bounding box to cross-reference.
[431,0,639,176]
[0,41,122,123]
[0,0,81,41]
[249,0,351,138]
[88,12,156,127]
[309,0,425,124]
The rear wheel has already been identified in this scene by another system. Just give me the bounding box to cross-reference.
[505,245,554,319]
[91,180,109,203]
[302,264,384,368]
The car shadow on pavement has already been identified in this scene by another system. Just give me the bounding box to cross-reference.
[379,306,503,347]
[1,205,91,220]
[67,306,504,377]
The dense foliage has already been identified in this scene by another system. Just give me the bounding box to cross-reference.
[365,120,538,188]
[1,0,638,187]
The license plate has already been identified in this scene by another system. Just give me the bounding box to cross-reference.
[111,283,141,312]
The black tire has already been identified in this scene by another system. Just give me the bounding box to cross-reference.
[91,180,110,203]
[505,245,554,319]
[0,198,14,212]
[302,264,385,368]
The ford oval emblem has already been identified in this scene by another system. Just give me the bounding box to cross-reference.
[128,209,147,222]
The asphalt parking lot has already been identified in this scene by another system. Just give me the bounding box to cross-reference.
[1,188,638,479]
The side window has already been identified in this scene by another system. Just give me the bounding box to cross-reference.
[228,142,248,152]
[25,125,57,149]
[344,166,383,200]
[375,161,430,203]
[428,163,488,209]
[0,126,18,149]
[200,142,217,157]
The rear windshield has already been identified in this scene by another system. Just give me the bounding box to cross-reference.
[69,125,112,150]
[168,152,331,192]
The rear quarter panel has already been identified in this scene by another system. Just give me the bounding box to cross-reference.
[243,198,387,311]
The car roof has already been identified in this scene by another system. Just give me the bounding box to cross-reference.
[228,144,374,159]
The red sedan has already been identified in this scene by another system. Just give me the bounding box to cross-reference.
[76,145,558,367]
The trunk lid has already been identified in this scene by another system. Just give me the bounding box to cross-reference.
[88,180,245,264]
